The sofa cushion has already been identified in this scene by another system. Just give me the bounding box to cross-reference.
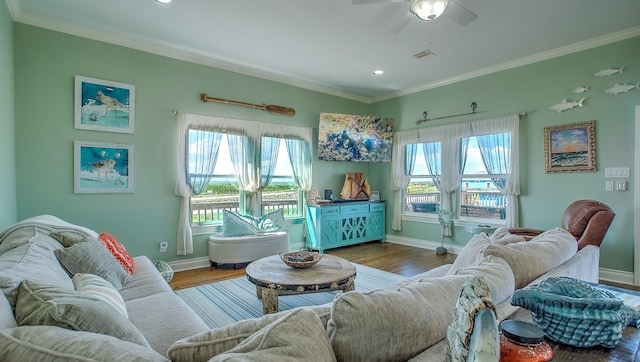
[99,232,135,274]
[0,326,168,361]
[119,256,174,301]
[54,235,131,290]
[449,227,525,274]
[0,292,17,329]
[168,304,332,362]
[327,276,468,362]
[14,280,149,347]
[207,308,335,362]
[73,273,128,317]
[444,255,515,304]
[484,227,578,289]
[0,232,74,308]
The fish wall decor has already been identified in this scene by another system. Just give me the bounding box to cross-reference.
[548,98,585,113]
[572,86,589,94]
[594,67,624,77]
[605,83,640,95]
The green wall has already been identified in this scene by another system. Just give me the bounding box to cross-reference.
[13,24,373,262]
[0,1,16,230]
[12,21,640,275]
[373,36,640,273]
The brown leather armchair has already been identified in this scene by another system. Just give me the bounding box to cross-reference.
[508,199,615,249]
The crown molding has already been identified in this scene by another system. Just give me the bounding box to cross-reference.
[372,26,640,103]
[8,0,640,105]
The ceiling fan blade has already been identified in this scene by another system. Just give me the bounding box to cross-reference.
[352,0,404,5]
[446,1,478,26]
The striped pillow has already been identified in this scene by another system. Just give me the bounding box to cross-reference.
[73,273,128,317]
[98,232,135,274]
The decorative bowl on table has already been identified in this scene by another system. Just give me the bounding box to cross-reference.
[279,251,322,269]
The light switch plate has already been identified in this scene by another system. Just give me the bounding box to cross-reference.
[606,181,614,191]
[616,181,627,191]
[605,167,630,178]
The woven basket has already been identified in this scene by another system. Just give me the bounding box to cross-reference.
[279,251,322,269]
[511,277,640,348]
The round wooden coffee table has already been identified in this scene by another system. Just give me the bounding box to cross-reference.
[245,254,356,314]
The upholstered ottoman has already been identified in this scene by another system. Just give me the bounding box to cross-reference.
[208,231,290,269]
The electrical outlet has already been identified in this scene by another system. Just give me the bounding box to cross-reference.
[616,181,627,191]
[159,241,168,252]
[605,181,614,191]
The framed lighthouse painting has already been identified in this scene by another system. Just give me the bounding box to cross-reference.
[74,75,136,134]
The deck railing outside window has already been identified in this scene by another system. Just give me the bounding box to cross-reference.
[406,191,506,219]
[191,190,300,223]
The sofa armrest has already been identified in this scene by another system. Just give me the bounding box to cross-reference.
[506,228,544,240]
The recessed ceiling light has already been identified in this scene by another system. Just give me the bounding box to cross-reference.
[156,0,171,4]
[373,70,384,76]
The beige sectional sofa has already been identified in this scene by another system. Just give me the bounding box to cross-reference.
[167,227,599,361]
[0,215,208,361]
[0,215,599,361]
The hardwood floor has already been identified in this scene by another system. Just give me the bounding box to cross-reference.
[169,241,639,292]
[170,241,456,291]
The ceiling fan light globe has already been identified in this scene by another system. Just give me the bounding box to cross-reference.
[410,0,450,21]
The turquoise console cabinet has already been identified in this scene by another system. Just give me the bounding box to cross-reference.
[305,201,385,253]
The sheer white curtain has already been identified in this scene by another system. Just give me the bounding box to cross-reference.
[433,122,471,214]
[470,114,520,227]
[285,138,313,192]
[175,112,313,255]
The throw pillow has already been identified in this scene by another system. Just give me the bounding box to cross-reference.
[99,232,135,274]
[50,232,83,247]
[443,255,515,305]
[208,309,335,362]
[0,326,167,361]
[14,280,150,347]
[222,210,260,237]
[256,209,287,233]
[54,235,131,290]
[73,273,128,317]
[448,233,491,274]
[484,227,578,289]
[168,305,332,362]
[327,276,468,362]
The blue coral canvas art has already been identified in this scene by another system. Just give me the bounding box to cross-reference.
[74,141,134,193]
[318,112,393,163]
[74,75,135,134]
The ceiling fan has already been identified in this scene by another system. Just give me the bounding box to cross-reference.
[353,0,478,34]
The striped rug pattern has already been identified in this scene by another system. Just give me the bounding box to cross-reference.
[176,263,405,328]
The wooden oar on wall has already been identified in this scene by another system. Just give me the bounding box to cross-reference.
[200,93,295,117]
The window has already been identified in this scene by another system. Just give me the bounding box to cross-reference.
[188,131,303,224]
[405,142,441,215]
[394,114,518,230]
[459,136,508,221]
[260,137,303,218]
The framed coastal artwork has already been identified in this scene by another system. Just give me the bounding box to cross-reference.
[74,75,135,134]
[318,112,394,163]
[544,120,596,173]
[74,141,134,193]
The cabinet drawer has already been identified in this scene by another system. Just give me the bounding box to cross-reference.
[321,207,340,215]
[340,204,369,214]
[369,203,385,212]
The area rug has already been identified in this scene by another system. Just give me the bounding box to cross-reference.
[176,263,405,328]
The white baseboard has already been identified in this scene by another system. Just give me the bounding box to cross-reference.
[384,234,464,255]
[168,257,210,272]
[599,267,635,285]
